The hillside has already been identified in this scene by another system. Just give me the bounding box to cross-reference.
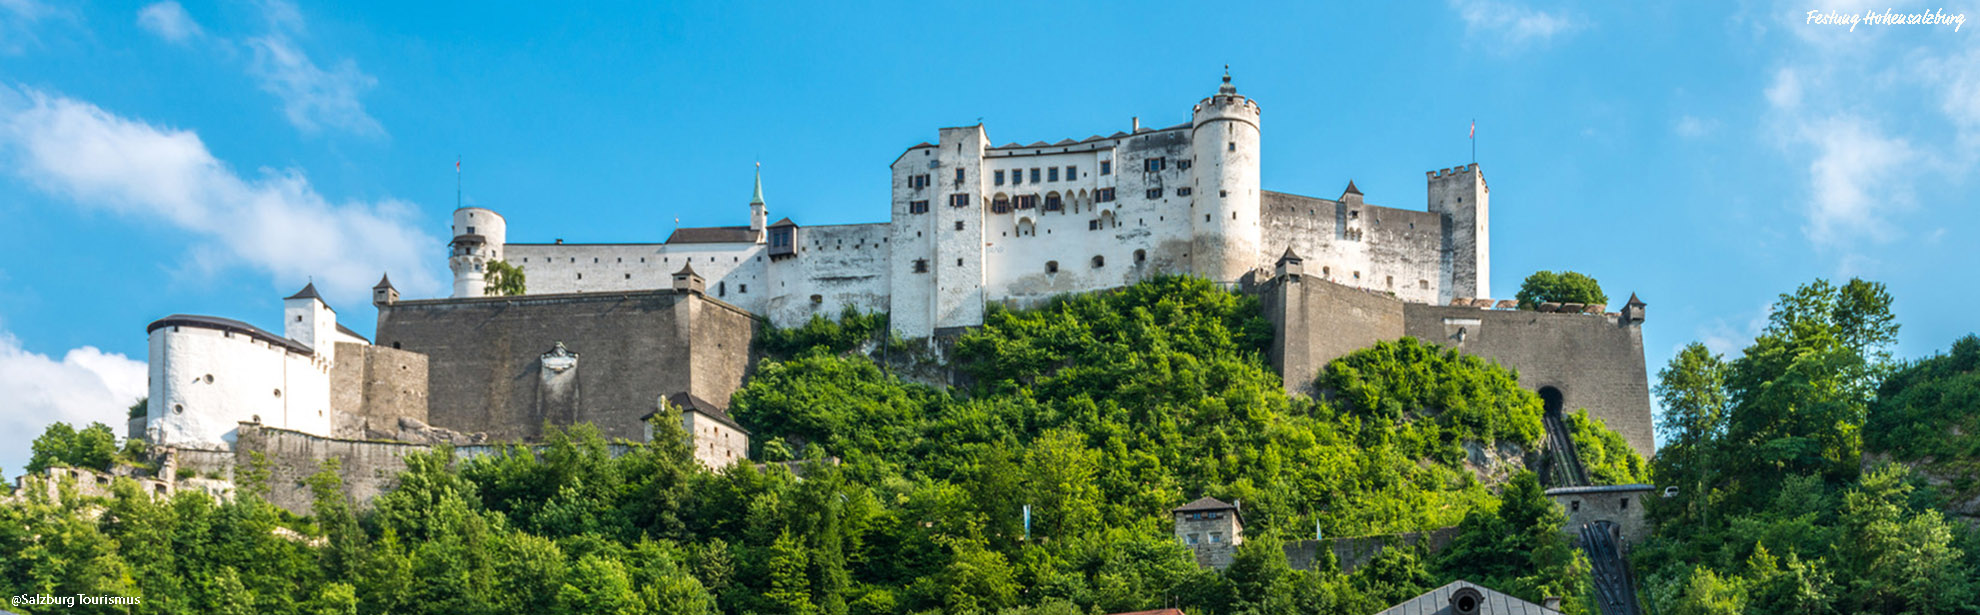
[0,277,1644,615]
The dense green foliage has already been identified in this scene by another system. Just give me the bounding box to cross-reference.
[484,260,526,297]
[1562,410,1649,485]
[1865,334,1980,499]
[0,277,1652,614]
[758,306,894,358]
[26,421,120,474]
[1514,271,1608,309]
[1637,278,1979,614]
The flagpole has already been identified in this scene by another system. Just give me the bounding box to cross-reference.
[456,155,462,209]
[1470,119,1476,165]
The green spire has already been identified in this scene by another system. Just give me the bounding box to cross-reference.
[750,162,765,205]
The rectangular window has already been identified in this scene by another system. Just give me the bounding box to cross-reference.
[913,259,928,273]
[1089,220,1100,230]
[1100,160,1112,175]
[955,168,965,182]
[954,221,964,230]
[1016,195,1038,209]
[1209,532,1223,543]
[1044,194,1063,211]
[1096,188,1115,202]
[1146,188,1162,199]
[1178,160,1192,170]
[739,284,747,293]
[994,170,1004,185]
[1013,169,1023,185]
[1030,168,1041,183]
[1177,187,1193,196]
[1067,165,1076,179]
[1228,142,1235,151]
[949,194,970,207]
[1146,157,1165,172]
[1048,167,1059,182]
[909,200,930,214]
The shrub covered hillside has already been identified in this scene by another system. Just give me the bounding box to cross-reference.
[0,276,1645,615]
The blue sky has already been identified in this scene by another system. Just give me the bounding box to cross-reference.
[0,1,1974,473]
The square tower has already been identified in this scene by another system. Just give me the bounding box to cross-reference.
[1173,496,1244,569]
[1427,164,1490,302]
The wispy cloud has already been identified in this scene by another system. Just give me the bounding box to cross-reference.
[242,0,382,137]
[0,0,55,54]
[137,1,202,44]
[1797,117,1915,245]
[0,329,146,478]
[1449,0,1583,48]
[0,85,439,306]
[1674,115,1717,139]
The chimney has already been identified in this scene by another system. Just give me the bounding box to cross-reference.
[1543,596,1563,611]
[1132,116,1140,132]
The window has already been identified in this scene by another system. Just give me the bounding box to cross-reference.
[1420,279,1429,290]
[1030,168,1041,183]
[913,259,928,273]
[1145,157,1165,172]
[1187,533,1200,545]
[465,226,475,234]
[1570,500,1581,512]
[1134,249,1146,264]
[1091,255,1104,268]
[1178,160,1192,170]
[624,273,630,280]
[954,221,964,230]
[909,200,930,214]
[1096,188,1115,202]
[739,284,747,293]
[1048,167,1059,182]
[909,174,930,189]
[1209,532,1223,543]
[1089,220,1100,230]
[1147,188,1162,199]
[1177,187,1193,196]
[1045,260,1059,273]
[1013,168,1023,185]
[955,168,965,182]
[1228,142,1235,151]
[1386,275,1394,287]
[949,194,970,207]
[1044,194,1063,211]
[1100,160,1112,175]
[957,258,963,266]
[992,194,1011,214]
[994,170,1005,185]
[1621,498,1629,510]
[1016,195,1038,209]
[1066,165,1076,179]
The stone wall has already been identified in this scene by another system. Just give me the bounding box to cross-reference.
[1547,485,1654,545]
[1283,527,1461,573]
[1260,191,1447,306]
[374,289,758,442]
[1260,274,1406,396]
[1402,304,1654,457]
[329,342,429,438]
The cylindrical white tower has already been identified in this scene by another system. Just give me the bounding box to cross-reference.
[1190,71,1263,284]
[448,207,507,298]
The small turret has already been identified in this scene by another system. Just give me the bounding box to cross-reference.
[283,282,337,362]
[1622,293,1646,326]
[672,264,705,294]
[372,273,398,307]
[1275,248,1304,278]
[749,163,768,243]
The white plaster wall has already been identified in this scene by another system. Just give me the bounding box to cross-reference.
[1262,194,1447,305]
[1426,165,1489,302]
[888,145,941,337]
[1190,94,1263,283]
[763,223,890,328]
[507,243,771,313]
[449,208,507,298]
[148,326,334,448]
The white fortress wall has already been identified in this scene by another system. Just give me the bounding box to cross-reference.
[506,242,771,313]
[148,322,336,449]
[1261,191,1448,305]
[763,223,891,328]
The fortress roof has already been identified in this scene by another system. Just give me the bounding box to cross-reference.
[1172,496,1237,513]
[768,217,797,228]
[666,392,748,433]
[1343,180,1362,195]
[1374,580,1561,615]
[285,282,323,302]
[336,324,370,344]
[373,273,395,290]
[147,314,313,355]
[665,225,758,244]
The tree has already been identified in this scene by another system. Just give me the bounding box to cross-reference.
[26,421,118,473]
[485,260,526,296]
[1514,271,1608,309]
[1651,343,1730,527]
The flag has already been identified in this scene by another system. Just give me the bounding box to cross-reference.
[1469,120,1475,140]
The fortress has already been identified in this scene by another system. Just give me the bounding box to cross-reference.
[129,73,1654,514]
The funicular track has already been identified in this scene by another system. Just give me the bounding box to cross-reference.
[1543,405,1642,615]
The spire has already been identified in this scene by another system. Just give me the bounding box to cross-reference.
[1218,65,1237,96]
[373,273,395,290]
[750,162,765,205]
[1343,180,1362,196]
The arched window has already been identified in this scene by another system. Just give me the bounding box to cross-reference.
[1044,192,1063,212]
[992,193,1011,214]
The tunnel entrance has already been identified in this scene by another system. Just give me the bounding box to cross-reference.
[1540,386,1565,419]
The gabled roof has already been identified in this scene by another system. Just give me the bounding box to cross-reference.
[1054,138,1077,145]
[674,263,699,277]
[663,392,749,433]
[335,323,371,344]
[1172,496,1237,513]
[665,225,758,244]
[1373,580,1561,615]
[768,217,797,228]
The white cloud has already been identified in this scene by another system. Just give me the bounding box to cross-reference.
[1449,0,1582,47]
[1798,118,1915,245]
[0,85,440,306]
[1674,115,1717,139]
[0,330,147,478]
[0,0,53,54]
[137,2,202,44]
[245,1,382,137]
[1764,68,1802,109]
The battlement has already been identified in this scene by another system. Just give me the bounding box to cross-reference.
[1426,164,1480,180]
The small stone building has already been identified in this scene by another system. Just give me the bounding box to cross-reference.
[644,392,749,470]
[1545,484,1655,545]
[1173,496,1244,569]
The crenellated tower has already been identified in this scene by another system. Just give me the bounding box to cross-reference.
[1426,164,1489,302]
[1190,69,1263,283]
[448,207,507,298]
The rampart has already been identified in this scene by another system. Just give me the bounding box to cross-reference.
[373,288,758,442]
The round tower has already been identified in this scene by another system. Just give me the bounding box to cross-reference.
[1190,68,1263,283]
[448,207,507,298]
